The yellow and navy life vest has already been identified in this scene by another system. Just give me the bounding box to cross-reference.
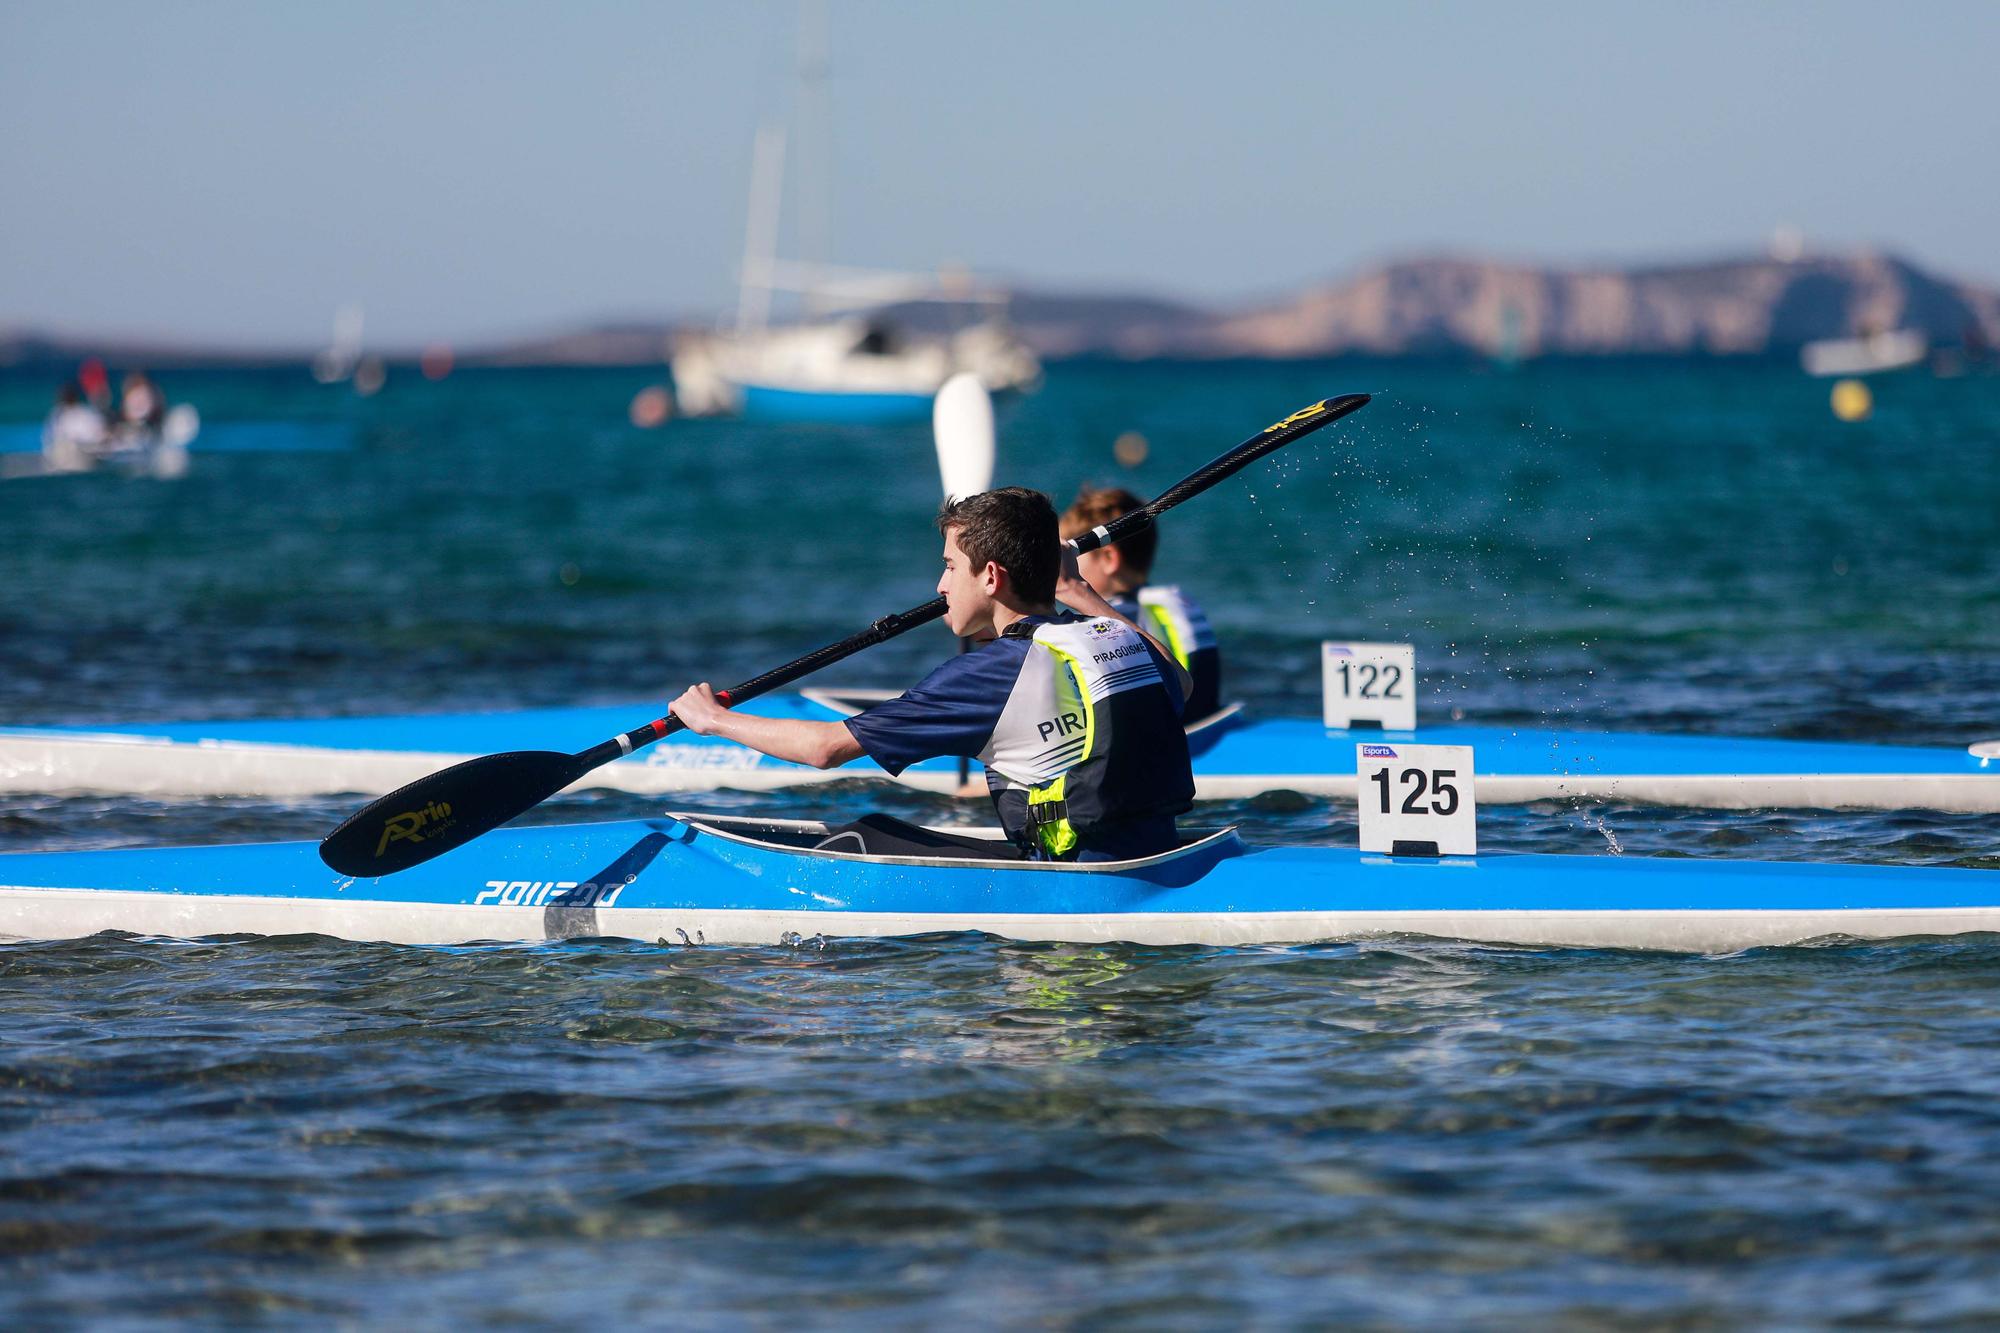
[980,615,1194,858]
[1113,585,1223,721]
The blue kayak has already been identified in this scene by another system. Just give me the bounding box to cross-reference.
[3,689,1995,812]
[0,419,352,455]
[0,811,1993,952]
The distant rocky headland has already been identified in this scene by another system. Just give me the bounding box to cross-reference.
[6,250,1996,369]
[999,251,2000,361]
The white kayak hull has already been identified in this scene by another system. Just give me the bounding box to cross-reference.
[8,886,1994,956]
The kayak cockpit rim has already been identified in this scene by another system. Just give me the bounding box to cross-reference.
[1183,701,1245,737]
[663,810,1246,873]
[797,687,897,715]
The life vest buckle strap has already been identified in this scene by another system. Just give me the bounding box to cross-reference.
[1025,798,1070,826]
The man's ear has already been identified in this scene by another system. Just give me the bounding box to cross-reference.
[981,561,1005,596]
[1101,546,1124,576]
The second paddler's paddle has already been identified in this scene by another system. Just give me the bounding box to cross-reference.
[319,392,1371,876]
[933,372,997,790]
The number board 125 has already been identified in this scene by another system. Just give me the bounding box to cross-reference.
[1356,742,1476,856]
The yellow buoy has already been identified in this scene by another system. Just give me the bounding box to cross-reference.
[1831,378,1872,422]
[1113,431,1149,467]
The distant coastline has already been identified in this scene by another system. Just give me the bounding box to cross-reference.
[6,248,1995,371]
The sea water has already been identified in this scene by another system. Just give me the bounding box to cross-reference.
[1,360,1997,1323]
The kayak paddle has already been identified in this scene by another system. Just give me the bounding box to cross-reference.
[319,392,1371,876]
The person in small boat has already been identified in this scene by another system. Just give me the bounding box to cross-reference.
[118,371,166,433]
[670,487,1196,862]
[77,358,114,417]
[1059,485,1224,721]
[42,383,110,473]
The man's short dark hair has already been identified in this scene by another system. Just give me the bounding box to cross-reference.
[1059,485,1156,574]
[938,487,1058,604]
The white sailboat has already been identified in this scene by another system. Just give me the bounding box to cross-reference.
[669,255,1042,423]
[670,20,1038,424]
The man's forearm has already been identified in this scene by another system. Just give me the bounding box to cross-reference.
[710,712,864,769]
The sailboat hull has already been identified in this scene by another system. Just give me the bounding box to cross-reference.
[737,383,936,424]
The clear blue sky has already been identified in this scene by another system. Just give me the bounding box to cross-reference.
[4,0,1995,347]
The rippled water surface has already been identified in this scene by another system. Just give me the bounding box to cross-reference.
[8,934,2000,1325]
[2,360,1998,1323]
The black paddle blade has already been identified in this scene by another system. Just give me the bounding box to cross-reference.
[1151,394,1371,510]
[318,749,586,876]
[1070,393,1372,555]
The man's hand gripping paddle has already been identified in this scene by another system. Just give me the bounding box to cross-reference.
[319,393,1370,876]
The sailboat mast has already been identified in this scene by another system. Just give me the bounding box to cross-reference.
[797,0,831,319]
[736,126,786,336]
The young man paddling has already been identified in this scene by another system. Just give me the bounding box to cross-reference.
[1060,485,1224,720]
[669,487,1196,862]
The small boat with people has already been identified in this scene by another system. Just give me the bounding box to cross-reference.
[3,367,200,481]
[2,809,1994,953]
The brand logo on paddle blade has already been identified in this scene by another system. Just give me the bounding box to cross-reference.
[1361,745,1398,758]
[375,801,455,858]
[1263,400,1329,434]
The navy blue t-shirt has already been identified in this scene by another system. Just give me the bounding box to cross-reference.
[843,614,1184,776]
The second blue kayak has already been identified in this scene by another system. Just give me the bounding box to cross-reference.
[2,688,1994,811]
